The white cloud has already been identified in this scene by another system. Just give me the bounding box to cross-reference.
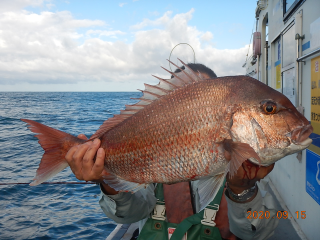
[0,4,248,91]
[119,3,127,7]
[86,30,126,38]
[200,31,213,42]
[46,3,55,9]
[0,0,50,13]
[131,10,173,30]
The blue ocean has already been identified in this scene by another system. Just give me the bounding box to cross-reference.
[0,92,141,240]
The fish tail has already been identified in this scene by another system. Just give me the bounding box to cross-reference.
[21,119,85,186]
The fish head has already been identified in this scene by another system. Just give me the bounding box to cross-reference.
[229,77,313,166]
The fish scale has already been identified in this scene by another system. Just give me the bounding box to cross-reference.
[100,81,230,184]
[22,61,312,210]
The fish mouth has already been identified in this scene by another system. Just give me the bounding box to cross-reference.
[297,137,313,147]
[282,137,312,158]
[247,137,313,167]
[285,124,313,154]
[289,124,313,145]
[286,137,312,157]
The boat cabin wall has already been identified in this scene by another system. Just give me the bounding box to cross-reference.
[246,1,320,239]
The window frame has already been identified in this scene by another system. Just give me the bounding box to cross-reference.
[282,0,304,22]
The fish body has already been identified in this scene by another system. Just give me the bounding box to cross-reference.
[99,76,312,184]
[22,61,313,205]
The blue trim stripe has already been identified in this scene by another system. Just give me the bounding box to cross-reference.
[302,41,310,51]
[310,132,320,148]
[275,60,281,67]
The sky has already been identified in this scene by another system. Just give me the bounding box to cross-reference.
[0,0,257,92]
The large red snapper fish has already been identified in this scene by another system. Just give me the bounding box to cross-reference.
[22,60,313,208]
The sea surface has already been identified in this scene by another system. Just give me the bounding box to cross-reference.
[0,92,141,240]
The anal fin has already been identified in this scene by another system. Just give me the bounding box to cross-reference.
[102,170,148,193]
[198,172,226,211]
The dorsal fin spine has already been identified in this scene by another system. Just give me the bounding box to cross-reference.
[168,59,196,83]
[131,98,153,102]
[144,83,170,94]
[125,104,144,110]
[161,67,189,85]
[120,110,138,115]
[90,59,204,140]
[152,75,179,89]
[138,89,162,98]
[177,58,203,82]
[126,104,145,107]
[161,79,178,89]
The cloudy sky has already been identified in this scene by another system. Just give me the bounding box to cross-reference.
[0,0,257,91]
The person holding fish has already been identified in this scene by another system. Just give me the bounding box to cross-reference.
[23,60,312,240]
[66,135,277,240]
[63,63,294,240]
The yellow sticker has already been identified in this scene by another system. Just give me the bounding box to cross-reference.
[310,56,320,155]
[276,64,281,89]
[311,56,320,132]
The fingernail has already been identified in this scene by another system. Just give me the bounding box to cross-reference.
[93,139,99,144]
[97,148,104,154]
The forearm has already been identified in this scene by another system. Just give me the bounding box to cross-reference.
[100,182,119,195]
[226,182,258,203]
[99,184,157,224]
[225,181,279,240]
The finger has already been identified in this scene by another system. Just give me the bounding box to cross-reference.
[82,139,101,180]
[242,161,258,179]
[257,163,275,179]
[91,148,106,180]
[71,142,91,179]
[65,145,84,179]
[65,145,79,164]
[268,163,275,172]
[77,134,88,140]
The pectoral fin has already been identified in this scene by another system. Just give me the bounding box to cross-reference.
[223,139,261,178]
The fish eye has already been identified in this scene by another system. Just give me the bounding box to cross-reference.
[261,101,277,114]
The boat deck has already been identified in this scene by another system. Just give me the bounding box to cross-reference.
[265,177,307,240]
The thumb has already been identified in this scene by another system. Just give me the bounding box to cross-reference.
[77,134,88,140]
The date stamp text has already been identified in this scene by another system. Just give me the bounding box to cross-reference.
[247,211,306,219]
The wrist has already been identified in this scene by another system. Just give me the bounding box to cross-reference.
[227,184,255,194]
[226,183,258,203]
[100,182,119,195]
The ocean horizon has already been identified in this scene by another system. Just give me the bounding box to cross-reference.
[0,92,142,240]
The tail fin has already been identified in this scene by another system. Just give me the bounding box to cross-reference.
[21,119,85,186]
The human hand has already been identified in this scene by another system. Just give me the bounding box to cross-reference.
[227,160,275,195]
[65,135,119,195]
[65,134,106,183]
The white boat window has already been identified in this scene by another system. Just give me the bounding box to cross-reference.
[282,68,296,106]
[282,25,295,68]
